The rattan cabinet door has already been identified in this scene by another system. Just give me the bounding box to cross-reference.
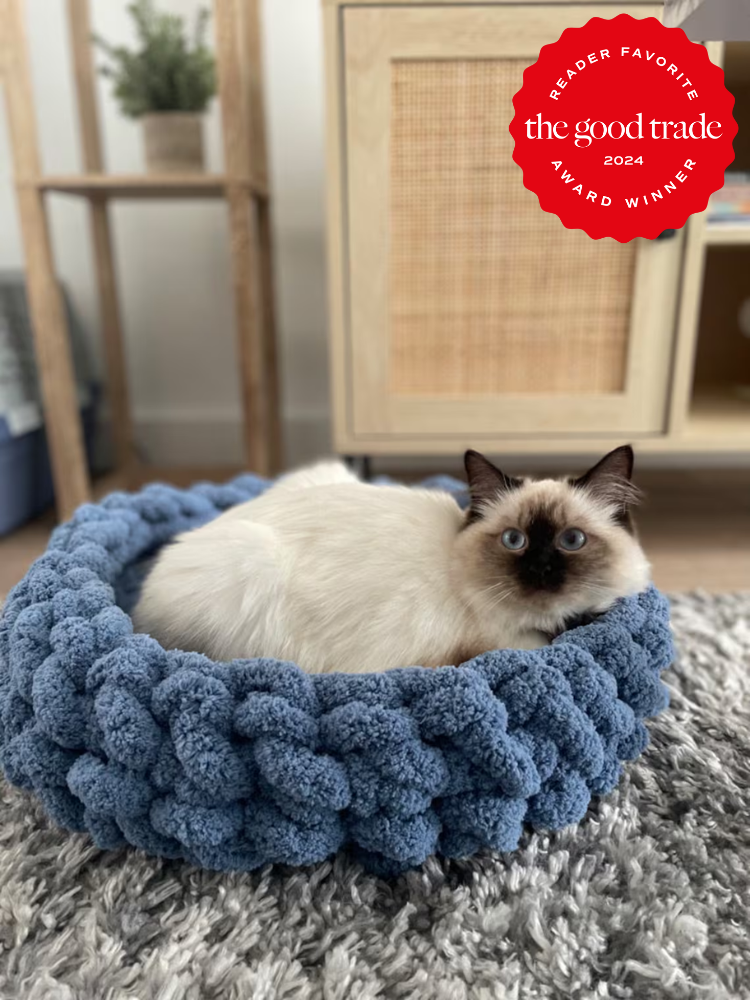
[342,3,680,444]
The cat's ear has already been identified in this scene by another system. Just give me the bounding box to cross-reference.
[573,445,640,522]
[464,450,521,523]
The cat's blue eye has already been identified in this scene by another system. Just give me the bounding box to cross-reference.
[501,528,526,551]
[559,528,587,551]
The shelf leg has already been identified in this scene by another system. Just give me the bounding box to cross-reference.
[257,198,283,472]
[2,0,90,519]
[88,200,136,478]
[214,0,276,476]
[240,0,282,471]
[16,187,91,518]
[226,189,270,475]
[66,0,136,481]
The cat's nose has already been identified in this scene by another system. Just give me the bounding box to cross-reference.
[518,551,566,593]
[536,571,565,592]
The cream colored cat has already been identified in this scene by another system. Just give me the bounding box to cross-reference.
[133,447,650,673]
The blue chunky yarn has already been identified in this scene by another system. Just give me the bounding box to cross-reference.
[0,475,673,875]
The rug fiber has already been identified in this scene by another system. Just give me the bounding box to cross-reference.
[1,593,748,999]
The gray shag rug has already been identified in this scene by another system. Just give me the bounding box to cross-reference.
[1,592,749,1000]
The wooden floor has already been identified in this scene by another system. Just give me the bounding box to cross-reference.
[634,469,750,593]
[0,468,748,601]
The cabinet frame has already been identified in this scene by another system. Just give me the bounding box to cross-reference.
[344,4,680,443]
[324,1,749,457]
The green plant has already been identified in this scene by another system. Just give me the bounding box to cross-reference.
[94,0,216,118]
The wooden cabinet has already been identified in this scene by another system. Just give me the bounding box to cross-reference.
[323,1,749,458]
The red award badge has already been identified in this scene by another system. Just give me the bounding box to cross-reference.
[510,15,737,241]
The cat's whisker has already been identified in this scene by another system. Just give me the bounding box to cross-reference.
[482,579,513,593]
[480,582,513,600]
[487,590,514,610]
[581,583,615,601]
[490,588,512,601]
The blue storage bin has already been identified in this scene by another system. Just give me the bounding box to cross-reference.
[0,404,97,536]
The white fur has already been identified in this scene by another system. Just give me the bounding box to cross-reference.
[133,461,650,673]
[133,463,547,672]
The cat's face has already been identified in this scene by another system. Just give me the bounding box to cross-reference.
[457,446,650,634]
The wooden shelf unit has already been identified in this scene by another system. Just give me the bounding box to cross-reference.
[33,173,268,200]
[0,0,282,520]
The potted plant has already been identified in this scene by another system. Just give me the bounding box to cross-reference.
[95,0,216,174]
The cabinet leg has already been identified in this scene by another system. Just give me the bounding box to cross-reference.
[343,455,372,480]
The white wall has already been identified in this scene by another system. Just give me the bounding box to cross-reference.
[0,0,331,468]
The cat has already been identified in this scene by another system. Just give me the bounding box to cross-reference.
[132,445,650,674]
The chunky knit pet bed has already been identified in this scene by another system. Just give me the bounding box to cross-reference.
[0,475,673,875]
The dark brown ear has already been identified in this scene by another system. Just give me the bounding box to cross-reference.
[573,445,640,524]
[464,450,522,524]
